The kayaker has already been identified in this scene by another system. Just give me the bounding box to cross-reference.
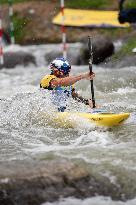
[40,57,96,112]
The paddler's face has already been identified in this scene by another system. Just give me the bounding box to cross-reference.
[52,68,69,77]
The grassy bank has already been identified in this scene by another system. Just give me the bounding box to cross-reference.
[65,0,115,9]
[12,15,29,42]
[1,0,136,9]
[113,33,136,60]
[1,0,26,3]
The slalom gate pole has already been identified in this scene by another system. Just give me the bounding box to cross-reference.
[8,0,15,44]
[0,5,4,65]
[60,0,67,59]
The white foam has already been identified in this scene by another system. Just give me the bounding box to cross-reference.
[42,196,136,205]
[132,48,136,53]
[111,87,136,95]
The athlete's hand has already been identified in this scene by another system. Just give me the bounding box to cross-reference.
[82,72,95,80]
[88,99,94,108]
[88,99,100,109]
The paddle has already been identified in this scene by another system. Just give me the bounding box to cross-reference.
[88,36,95,108]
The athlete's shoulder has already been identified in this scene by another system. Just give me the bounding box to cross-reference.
[41,74,56,81]
[40,74,56,89]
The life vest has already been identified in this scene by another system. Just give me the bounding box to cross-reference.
[40,74,56,90]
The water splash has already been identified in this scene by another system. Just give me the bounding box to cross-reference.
[42,196,136,205]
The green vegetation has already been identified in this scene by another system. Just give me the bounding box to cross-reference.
[1,0,136,9]
[119,37,136,56]
[0,0,28,3]
[100,26,133,40]
[65,0,112,9]
[112,35,136,62]
[125,0,136,9]
[12,14,29,43]
[1,0,48,4]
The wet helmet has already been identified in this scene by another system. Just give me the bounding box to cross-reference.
[49,57,71,75]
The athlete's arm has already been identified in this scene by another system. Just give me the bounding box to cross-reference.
[72,89,99,108]
[50,72,95,88]
[72,89,89,105]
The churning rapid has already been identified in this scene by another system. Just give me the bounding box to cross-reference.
[0,44,136,205]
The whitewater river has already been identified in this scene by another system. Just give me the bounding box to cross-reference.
[0,44,136,205]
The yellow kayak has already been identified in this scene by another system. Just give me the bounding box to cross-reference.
[54,112,130,127]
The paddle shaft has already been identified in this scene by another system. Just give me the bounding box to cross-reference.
[88,36,95,108]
